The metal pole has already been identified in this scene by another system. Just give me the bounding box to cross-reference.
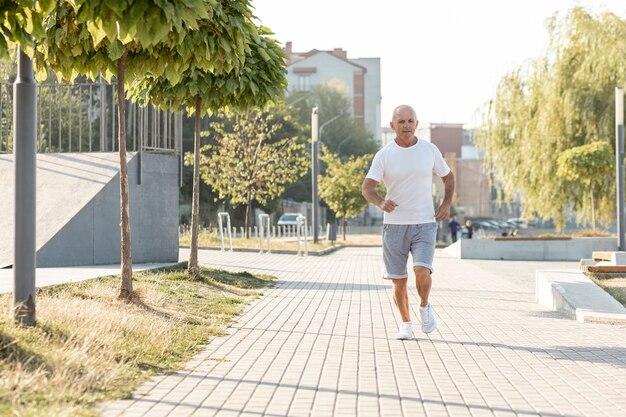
[100,76,106,151]
[57,85,61,151]
[617,87,625,251]
[36,85,41,151]
[48,85,52,151]
[311,107,319,243]
[78,85,82,152]
[13,47,36,326]
[68,85,72,152]
[88,84,92,152]
[111,83,115,151]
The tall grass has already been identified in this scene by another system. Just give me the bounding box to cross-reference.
[0,264,274,416]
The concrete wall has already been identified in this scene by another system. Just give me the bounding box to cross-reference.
[36,152,179,267]
[445,237,618,261]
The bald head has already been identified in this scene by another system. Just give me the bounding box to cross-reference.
[392,105,417,122]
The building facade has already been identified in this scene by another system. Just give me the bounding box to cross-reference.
[284,42,382,142]
[417,123,520,222]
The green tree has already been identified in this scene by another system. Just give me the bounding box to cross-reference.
[0,0,52,58]
[282,83,379,203]
[557,141,614,231]
[34,0,222,299]
[196,108,309,238]
[319,147,371,240]
[134,19,287,275]
[474,7,626,229]
[290,82,379,157]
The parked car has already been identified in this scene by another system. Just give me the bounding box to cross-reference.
[507,218,529,229]
[277,213,301,226]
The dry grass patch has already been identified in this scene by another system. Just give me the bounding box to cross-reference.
[180,232,334,251]
[179,231,382,250]
[0,264,275,416]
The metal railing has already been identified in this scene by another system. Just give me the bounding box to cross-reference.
[0,78,180,155]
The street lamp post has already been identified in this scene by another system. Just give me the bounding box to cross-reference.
[13,47,37,326]
[311,107,319,243]
[311,111,344,243]
[616,87,624,251]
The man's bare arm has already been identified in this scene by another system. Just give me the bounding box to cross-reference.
[435,171,455,220]
[362,178,397,213]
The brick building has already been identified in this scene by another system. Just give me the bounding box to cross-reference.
[417,124,519,222]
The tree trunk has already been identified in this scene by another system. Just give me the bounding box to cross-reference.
[590,182,596,233]
[117,53,133,300]
[188,96,202,276]
[342,216,347,241]
[245,199,251,239]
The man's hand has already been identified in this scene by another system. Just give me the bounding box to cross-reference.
[362,178,399,212]
[436,171,455,221]
[435,203,451,221]
[379,199,398,213]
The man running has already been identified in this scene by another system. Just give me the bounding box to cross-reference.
[362,104,455,339]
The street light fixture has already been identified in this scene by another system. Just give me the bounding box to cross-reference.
[311,109,344,243]
[616,87,624,251]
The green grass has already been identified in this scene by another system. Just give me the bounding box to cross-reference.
[0,263,275,416]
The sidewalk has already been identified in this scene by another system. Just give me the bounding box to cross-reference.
[0,263,174,294]
[94,247,626,417]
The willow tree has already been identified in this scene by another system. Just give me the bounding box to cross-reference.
[132,21,287,275]
[34,0,212,299]
[319,148,371,240]
[557,141,614,231]
[475,7,626,229]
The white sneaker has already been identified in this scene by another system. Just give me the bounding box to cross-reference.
[420,304,437,334]
[396,321,414,340]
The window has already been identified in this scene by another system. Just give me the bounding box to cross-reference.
[298,75,310,92]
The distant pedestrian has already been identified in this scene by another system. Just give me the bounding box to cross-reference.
[448,216,460,243]
[465,219,474,239]
[362,104,455,340]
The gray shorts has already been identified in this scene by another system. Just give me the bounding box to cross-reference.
[382,223,437,279]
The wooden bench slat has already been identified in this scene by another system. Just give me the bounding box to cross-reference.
[592,251,613,261]
[583,265,626,273]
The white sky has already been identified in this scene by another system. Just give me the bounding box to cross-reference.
[252,0,625,127]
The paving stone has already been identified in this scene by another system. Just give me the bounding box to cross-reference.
[100,247,626,417]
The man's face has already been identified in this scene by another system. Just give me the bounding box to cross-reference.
[390,108,418,141]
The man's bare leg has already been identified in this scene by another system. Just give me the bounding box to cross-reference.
[414,266,432,307]
[391,278,410,322]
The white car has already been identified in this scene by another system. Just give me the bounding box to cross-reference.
[277,213,301,226]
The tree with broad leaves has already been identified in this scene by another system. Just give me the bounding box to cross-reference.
[195,108,309,240]
[0,0,54,59]
[34,0,249,299]
[319,147,372,240]
[557,141,614,232]
[132,18,287,276]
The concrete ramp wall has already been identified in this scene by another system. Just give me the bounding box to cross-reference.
[443,237,617,261]
[0,152,179,267]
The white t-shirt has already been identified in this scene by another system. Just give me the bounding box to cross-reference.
[366,138,451,224]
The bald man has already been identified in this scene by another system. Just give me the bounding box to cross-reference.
[362,105,455,339]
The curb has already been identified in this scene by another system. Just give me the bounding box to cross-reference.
[536,269,626,324]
